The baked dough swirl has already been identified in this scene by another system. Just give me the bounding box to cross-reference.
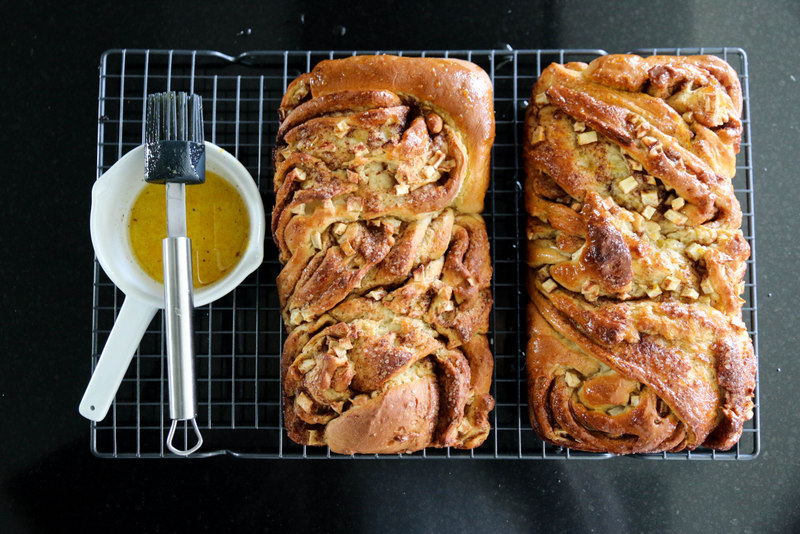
[524,54,756,454]
[274,55,495,454]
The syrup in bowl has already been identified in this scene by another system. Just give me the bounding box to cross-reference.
[128,170,250,288]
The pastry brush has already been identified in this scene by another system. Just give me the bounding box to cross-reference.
[144,91,205,456]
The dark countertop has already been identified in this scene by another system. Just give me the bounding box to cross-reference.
[2,1,799,532]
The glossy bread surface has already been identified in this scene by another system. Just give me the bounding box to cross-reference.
[524,54,755,454]
[274,55,495,454]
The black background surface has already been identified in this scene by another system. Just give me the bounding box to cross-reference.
[2,1,799,532]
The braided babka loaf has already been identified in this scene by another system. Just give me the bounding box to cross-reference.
[273,55,496,454]
[523,54,756,454]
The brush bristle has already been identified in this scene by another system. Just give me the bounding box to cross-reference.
[145,92,204,143]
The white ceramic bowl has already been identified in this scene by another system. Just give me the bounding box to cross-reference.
[90,141,265,308]
[80,142,265,422]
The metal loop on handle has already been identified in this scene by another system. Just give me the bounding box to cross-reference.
[166,418,203,456]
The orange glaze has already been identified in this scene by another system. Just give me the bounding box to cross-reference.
[129,170,250,287]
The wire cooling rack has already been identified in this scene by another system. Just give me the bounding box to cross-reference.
[90,47,759,459]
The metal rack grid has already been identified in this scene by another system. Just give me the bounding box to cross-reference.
[90,47,759,459]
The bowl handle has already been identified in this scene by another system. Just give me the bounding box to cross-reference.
[79,298,158,421]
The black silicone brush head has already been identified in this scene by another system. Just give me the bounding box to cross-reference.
[144,91,206,185]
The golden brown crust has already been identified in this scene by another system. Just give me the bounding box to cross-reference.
[275,56,495,454]
[324,377,439,454]
[524,54,755,455]
[279,55,495,213]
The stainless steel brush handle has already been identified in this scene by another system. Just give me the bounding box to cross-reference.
[147,91,204,456]
[163,236,197,422]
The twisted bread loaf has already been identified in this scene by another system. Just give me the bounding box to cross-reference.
[524,54,756,454]
[274,55,495,454]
